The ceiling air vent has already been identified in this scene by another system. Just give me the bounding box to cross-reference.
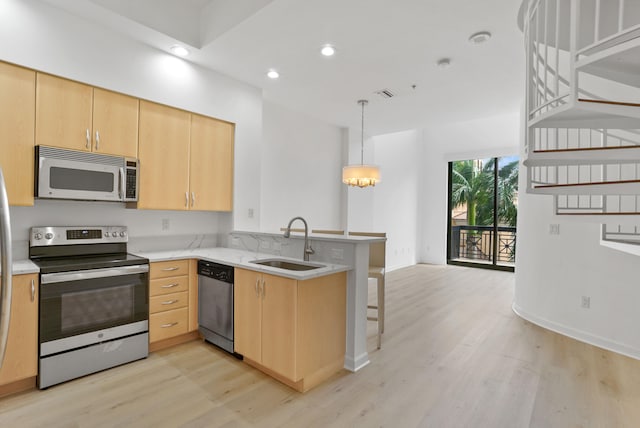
[375,88,395,99]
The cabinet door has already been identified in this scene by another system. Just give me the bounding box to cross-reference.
[233,268,262,361]
[92,88,138,158]
[189,114,234,211]
[137,101,190,210]
[0,274,38,385]
[0,62,35,206]
[261,273,298,381]
[35,73,92,151]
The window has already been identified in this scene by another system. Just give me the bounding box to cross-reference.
[447,156,518,271]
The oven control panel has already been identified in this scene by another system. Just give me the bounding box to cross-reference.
[30,226,128,247]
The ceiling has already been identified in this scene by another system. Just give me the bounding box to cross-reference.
[42,0,525,136]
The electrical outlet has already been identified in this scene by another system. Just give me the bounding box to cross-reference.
[248,208,254,219]
[581,295,590,309]
[330,248,344,260]
[549,224,560,235]
[161,218,170,231]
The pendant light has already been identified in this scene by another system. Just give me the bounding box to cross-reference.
[342,99,381,188]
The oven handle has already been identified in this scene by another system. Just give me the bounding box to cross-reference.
[40,264,149,285]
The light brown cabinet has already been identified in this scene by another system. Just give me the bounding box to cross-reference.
[0,274,38,388]
[35,73,138,158]
[138,101,234,211]
[148,260,196,345]
[234,268,347,392]
[190,114,234,211]
[0,62,35,206]
[137,101,191,210]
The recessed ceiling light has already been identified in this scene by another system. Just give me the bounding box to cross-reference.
[321,45,336,56]
[170,45,189,57]
[267,70,280,79]
[437,58,451,69]
[469,31,492,44]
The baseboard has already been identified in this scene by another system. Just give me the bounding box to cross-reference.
[343,352,370,372]
[149,331,200,353]
[0,376,36,398]
[512,303,640,361]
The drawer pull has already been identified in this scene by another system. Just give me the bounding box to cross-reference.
[161,283,179,288]
[160,322,179,328]
[161,267,180,271]
[161,300,178,305]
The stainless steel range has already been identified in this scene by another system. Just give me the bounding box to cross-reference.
[29,226,149,389]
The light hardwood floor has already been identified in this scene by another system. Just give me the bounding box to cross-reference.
[1,264,639,427]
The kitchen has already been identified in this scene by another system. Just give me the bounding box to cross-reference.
[9,0,639,426]
[0,0,423,414]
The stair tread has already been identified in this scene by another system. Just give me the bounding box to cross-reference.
[533,144,640,153]
[578,98,640,108]
[534,179,640,189]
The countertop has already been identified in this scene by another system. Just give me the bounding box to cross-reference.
[8,247,351,280]
[3,259,40,275]
[134,247,350,280]
[231,230,386,243]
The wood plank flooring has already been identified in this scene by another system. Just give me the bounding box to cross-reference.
[1,264,640,427]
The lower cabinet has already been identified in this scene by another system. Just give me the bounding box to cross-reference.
[0,274,38,390]
[149,260,197,347]
[234,268,347,392]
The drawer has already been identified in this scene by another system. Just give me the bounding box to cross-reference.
[149,276,188,297]
[149,307,188,343]
[150,259,190,279]
[149,291,188,314]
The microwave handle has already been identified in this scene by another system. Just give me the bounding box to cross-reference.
[119,167,125,200]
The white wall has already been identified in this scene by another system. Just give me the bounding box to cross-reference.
[514,120,640,360]
[419,112,521,264]
[0,0,263,240]
[260,100,344,232]
[370,130,419,270]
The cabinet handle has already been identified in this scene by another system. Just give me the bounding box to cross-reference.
[85,129,90,149]
[161,283,179,288]
[160,322,178,328]
[161,267,179,271]
[185,192,189,207]
[255,278,260,296]
[95,130,100,150]
[262,279,266,299]
[31,279,35,302]
[161,299,178,305]
[191,192,195,207]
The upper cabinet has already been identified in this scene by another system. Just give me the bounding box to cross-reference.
[0,62,35,206]
[36,73,138,158]
[138,101,191,210]
[138,101,234,211]
[190,114,234,211]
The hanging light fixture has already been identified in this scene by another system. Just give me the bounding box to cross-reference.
[342,99,381,188]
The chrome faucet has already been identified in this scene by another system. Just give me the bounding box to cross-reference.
[283,216,314,261]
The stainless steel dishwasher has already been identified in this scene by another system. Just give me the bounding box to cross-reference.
[198,260,235,354]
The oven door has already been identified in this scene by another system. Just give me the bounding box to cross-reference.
[38,154,123,201]
[39,265,148,356]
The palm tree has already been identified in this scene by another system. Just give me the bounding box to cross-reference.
[450,159,493,226]
[451,158,519,227]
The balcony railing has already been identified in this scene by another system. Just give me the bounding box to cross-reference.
[450,225,517,264]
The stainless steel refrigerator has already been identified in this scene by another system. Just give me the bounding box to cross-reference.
[0,167,13,367]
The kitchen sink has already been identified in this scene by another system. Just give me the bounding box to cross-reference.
[249,258,324,271]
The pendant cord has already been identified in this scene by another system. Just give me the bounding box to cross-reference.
[358,99,368,165]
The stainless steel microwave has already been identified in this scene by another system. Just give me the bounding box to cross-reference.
[35,146,138,202]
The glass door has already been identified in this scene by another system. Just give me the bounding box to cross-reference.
[447,156,518,271]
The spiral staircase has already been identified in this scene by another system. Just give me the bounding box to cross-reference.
[522,0,640,248]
